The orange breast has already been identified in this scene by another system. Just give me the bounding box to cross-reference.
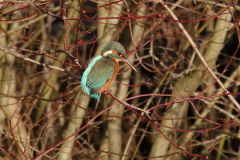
[99,60,119,92]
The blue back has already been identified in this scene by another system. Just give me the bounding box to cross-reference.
[81,55,115,101]
[81,55,103,101]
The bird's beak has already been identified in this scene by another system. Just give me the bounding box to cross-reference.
[122,58,137,72]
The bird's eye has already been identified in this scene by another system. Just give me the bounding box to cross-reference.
[118,52,122,56]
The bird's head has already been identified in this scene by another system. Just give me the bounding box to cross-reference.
[101,41,137,72]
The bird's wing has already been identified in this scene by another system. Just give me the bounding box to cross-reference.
[86,58,116,94]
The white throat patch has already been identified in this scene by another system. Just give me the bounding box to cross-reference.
[103,50,113,57]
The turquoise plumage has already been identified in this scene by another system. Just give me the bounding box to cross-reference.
[81,55,115,101]
[81,55,103,101]
[81,41,136,101]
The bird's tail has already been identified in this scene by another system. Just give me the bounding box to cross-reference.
[91,93,100,101]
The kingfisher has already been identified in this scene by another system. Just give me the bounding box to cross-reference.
[81,41,137,101]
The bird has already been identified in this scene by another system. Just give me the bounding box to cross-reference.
[81,41,137,101]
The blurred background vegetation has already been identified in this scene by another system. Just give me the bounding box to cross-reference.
[0,0,240,159]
